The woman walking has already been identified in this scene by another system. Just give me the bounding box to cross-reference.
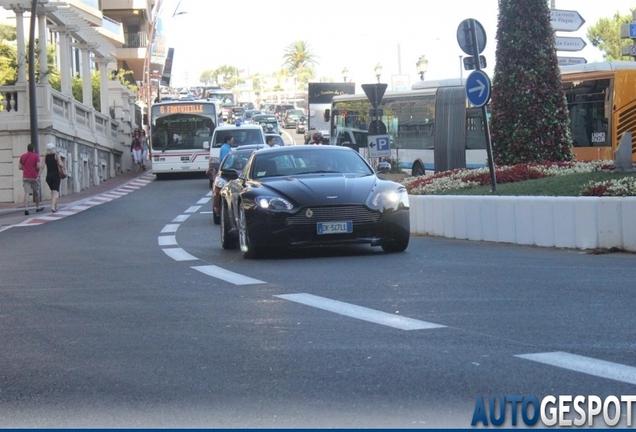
[131,129,143,171]
[44,143,62,213]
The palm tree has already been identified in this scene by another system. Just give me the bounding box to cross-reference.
[282,41,318,74]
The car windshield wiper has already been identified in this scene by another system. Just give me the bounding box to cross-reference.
[295,170,340,174]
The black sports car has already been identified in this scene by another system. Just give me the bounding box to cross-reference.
[218,145,410,258]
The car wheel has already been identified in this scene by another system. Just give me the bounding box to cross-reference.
[238,206,262,259]
[220,201,237,250]
[381,232,410,253]
[213,207,220,225]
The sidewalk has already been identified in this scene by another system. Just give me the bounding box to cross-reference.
[0,168,152,217]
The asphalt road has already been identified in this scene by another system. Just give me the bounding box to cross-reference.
[1,159,636,428]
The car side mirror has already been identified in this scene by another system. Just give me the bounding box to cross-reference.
[221,168,239,180]
[203,141,210,149]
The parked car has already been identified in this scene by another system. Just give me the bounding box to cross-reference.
[281,109,305,129]
[218,145,410,258]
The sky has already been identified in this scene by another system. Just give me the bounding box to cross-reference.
[161,0,635,92]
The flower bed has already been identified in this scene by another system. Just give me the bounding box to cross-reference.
[401,161,618,196]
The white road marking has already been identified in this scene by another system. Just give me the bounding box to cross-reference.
[197,197,211,204]
[205,191,212,197]
[162,247,198,261]
[199,211,213,214]
[184,206,201,213]
[192,265,265,285]
[172,214,191,223]
[275,293,446,331]
[161,224,180,233]
[515,351,636,385]
[158,235,177,246]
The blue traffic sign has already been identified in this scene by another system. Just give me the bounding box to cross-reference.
[465,70,491,108]
[630,23,636,38]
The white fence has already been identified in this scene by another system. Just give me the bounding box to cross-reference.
[409,195,636,252]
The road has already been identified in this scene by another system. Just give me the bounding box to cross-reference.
[1,159,636,428]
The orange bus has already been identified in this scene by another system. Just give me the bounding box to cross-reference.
[560,61,636,162]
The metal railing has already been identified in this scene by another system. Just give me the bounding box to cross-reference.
[124,32,148,48]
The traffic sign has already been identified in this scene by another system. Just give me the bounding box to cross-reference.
[620,22,636,39]
[361,83,388,109]
[557,56,587,66]
[620,44,636,57]
[463,55,487,71]
[368,120,387,135]
[465,70,491,108]
[554,36,587,52]
[457,19,487,56]
[367,134,391,158]
[550,9,585,32]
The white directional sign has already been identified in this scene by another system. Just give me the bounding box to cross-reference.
[621,44,636,57]
[367,134,391,158]
[550,9,585,32]
[555,36,587,52]
[558,56,587,66]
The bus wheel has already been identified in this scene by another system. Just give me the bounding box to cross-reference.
[411,163,425,177]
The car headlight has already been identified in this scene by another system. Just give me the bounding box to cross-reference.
[213,176,227,189]
[367,186,409,211]
[254,195,295,211]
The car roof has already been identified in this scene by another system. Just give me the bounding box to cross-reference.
[214,124,264,131]
[236,144,269,150]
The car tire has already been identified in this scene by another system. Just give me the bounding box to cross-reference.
[220,201,237,250]
[213,208,220,225]
[238,206,262,259]
[381,232,410,253]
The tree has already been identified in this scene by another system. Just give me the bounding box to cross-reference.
[282,41,318,75]
[587,10,634,60]
[200,69,217,86]
[489,0,573,164]
[215,65,241,89]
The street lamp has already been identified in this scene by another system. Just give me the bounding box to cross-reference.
[374,63,382,83]
[416,55,428,81]
[342,67,348,83]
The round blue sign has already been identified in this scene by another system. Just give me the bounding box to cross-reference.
[465,70,491,108]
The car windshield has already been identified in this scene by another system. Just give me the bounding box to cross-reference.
[250,148,373,179]
[221,150,254,171]
[213,129,264,147]
[287,110,303,116]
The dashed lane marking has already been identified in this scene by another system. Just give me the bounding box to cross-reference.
[515,351,636,385]
[192,265,265,285]
[184,206,201,213]
[161,224,180,233]
[158,235,177,246]
[161,247,198,261]
[275,293,447,331]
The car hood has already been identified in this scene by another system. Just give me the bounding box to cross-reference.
[253,174,380,206]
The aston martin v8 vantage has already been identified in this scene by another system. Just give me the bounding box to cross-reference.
[218,145,410,258]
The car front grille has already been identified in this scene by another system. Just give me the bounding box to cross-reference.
[285,205,381,226]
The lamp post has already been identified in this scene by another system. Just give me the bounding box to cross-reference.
[342,67,348,83]
[416,55,428,81]
[374,63,382,83]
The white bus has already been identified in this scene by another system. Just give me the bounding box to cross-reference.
[150,100,217,179]
[330,79,488,175]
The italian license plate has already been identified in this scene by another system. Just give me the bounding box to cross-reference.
[180,165,191,170]
[317,221,353,235]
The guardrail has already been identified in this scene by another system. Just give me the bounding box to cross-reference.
[409,195,636,252]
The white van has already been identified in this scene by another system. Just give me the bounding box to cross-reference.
[207,124,266,172]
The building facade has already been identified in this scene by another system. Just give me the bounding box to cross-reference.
[0,0,153,204]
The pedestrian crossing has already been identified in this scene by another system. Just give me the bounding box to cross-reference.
[15,174,155,227]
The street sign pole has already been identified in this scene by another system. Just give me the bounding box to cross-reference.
[468,19,497,193]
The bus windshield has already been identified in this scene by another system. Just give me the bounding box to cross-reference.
[150,102,217,151]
